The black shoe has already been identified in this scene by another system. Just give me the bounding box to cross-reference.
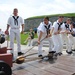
[66,50,72,54]
[58,52,63,56]
[49,51,56,54]
[38,55,43,57]
[18,52,24,56]
[54,53,59,57]
[48,51,56,59]
[72,49,75,51]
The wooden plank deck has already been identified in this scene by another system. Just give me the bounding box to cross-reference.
[12,49,75,75]
[1,41,75,75]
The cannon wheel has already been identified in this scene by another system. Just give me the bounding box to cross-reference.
[0,61,12,75]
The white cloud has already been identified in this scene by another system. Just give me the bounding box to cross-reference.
[0,0,75,31]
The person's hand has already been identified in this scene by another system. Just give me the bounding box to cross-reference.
[60,31,65,34]
[54,32,58,35]
[65,30,71,34]
[5,30,9,35]
[46,35,48,38]
[65,30,68,33]
[37,40,40,44]
[48,34,52,37]
[67,32,71,34]
[71,31,75,34]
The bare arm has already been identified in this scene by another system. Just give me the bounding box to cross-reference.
[6,24,10,31]
[50,27,54,36]
[5,24,10,35]
[21,24,24,34]
[60,28,66,34]
[38,31,43,44]
[51,22,59,35]
[22,24,24,31]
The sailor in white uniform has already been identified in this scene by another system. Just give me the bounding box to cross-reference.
[5,8,24,56]
[60,18,71,54]
[68,22,75,53]
[50,16,64,56]
[37,16,55,57]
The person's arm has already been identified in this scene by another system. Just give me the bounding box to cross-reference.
[60,25,66,34]
[6,24,10,31]
[64,24,72,34]
[20,17,25,34]
[51,22,58,35]
[5,17,11,35]
[5,25,10,35]
[58,25,62,34]
[38,31,43,44]
[68,24,73,34]
[50,27,54,36]
[60,26,66,34]
[5,17,11,34]
[48,22,52,37]
[21,24,24,34]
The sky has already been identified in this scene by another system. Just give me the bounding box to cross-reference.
[0,0,75,31]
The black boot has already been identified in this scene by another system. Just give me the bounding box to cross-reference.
[18,52,24,56]
[48,51,56,59]
[38,55,42,57]
[66,50,72,54]
[58,52,63,56]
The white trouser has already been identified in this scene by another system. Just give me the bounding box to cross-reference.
[37,30,53,55]
[10,29,21,54]
[60,34,70,51]
[52,34,63,53]
[68,34,75,51]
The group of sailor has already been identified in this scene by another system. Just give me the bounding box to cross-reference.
[37,16,75,57]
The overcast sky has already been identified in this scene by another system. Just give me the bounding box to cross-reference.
[0,0,75,31]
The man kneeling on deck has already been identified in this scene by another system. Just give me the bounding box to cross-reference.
[37,16,55,58]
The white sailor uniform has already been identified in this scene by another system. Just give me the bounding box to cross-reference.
[37,21,53,56]
[52,20,63,54]
[68,27,75,51]
[7,16,24,54]
[60,23,70,52]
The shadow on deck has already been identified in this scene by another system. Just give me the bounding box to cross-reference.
[12,51,75,75]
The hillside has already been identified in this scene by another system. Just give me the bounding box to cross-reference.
[25,13,75,31]
[26,13,75,20]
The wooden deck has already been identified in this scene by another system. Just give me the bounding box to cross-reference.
[1,41,75,75]
[12,49,75,75]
